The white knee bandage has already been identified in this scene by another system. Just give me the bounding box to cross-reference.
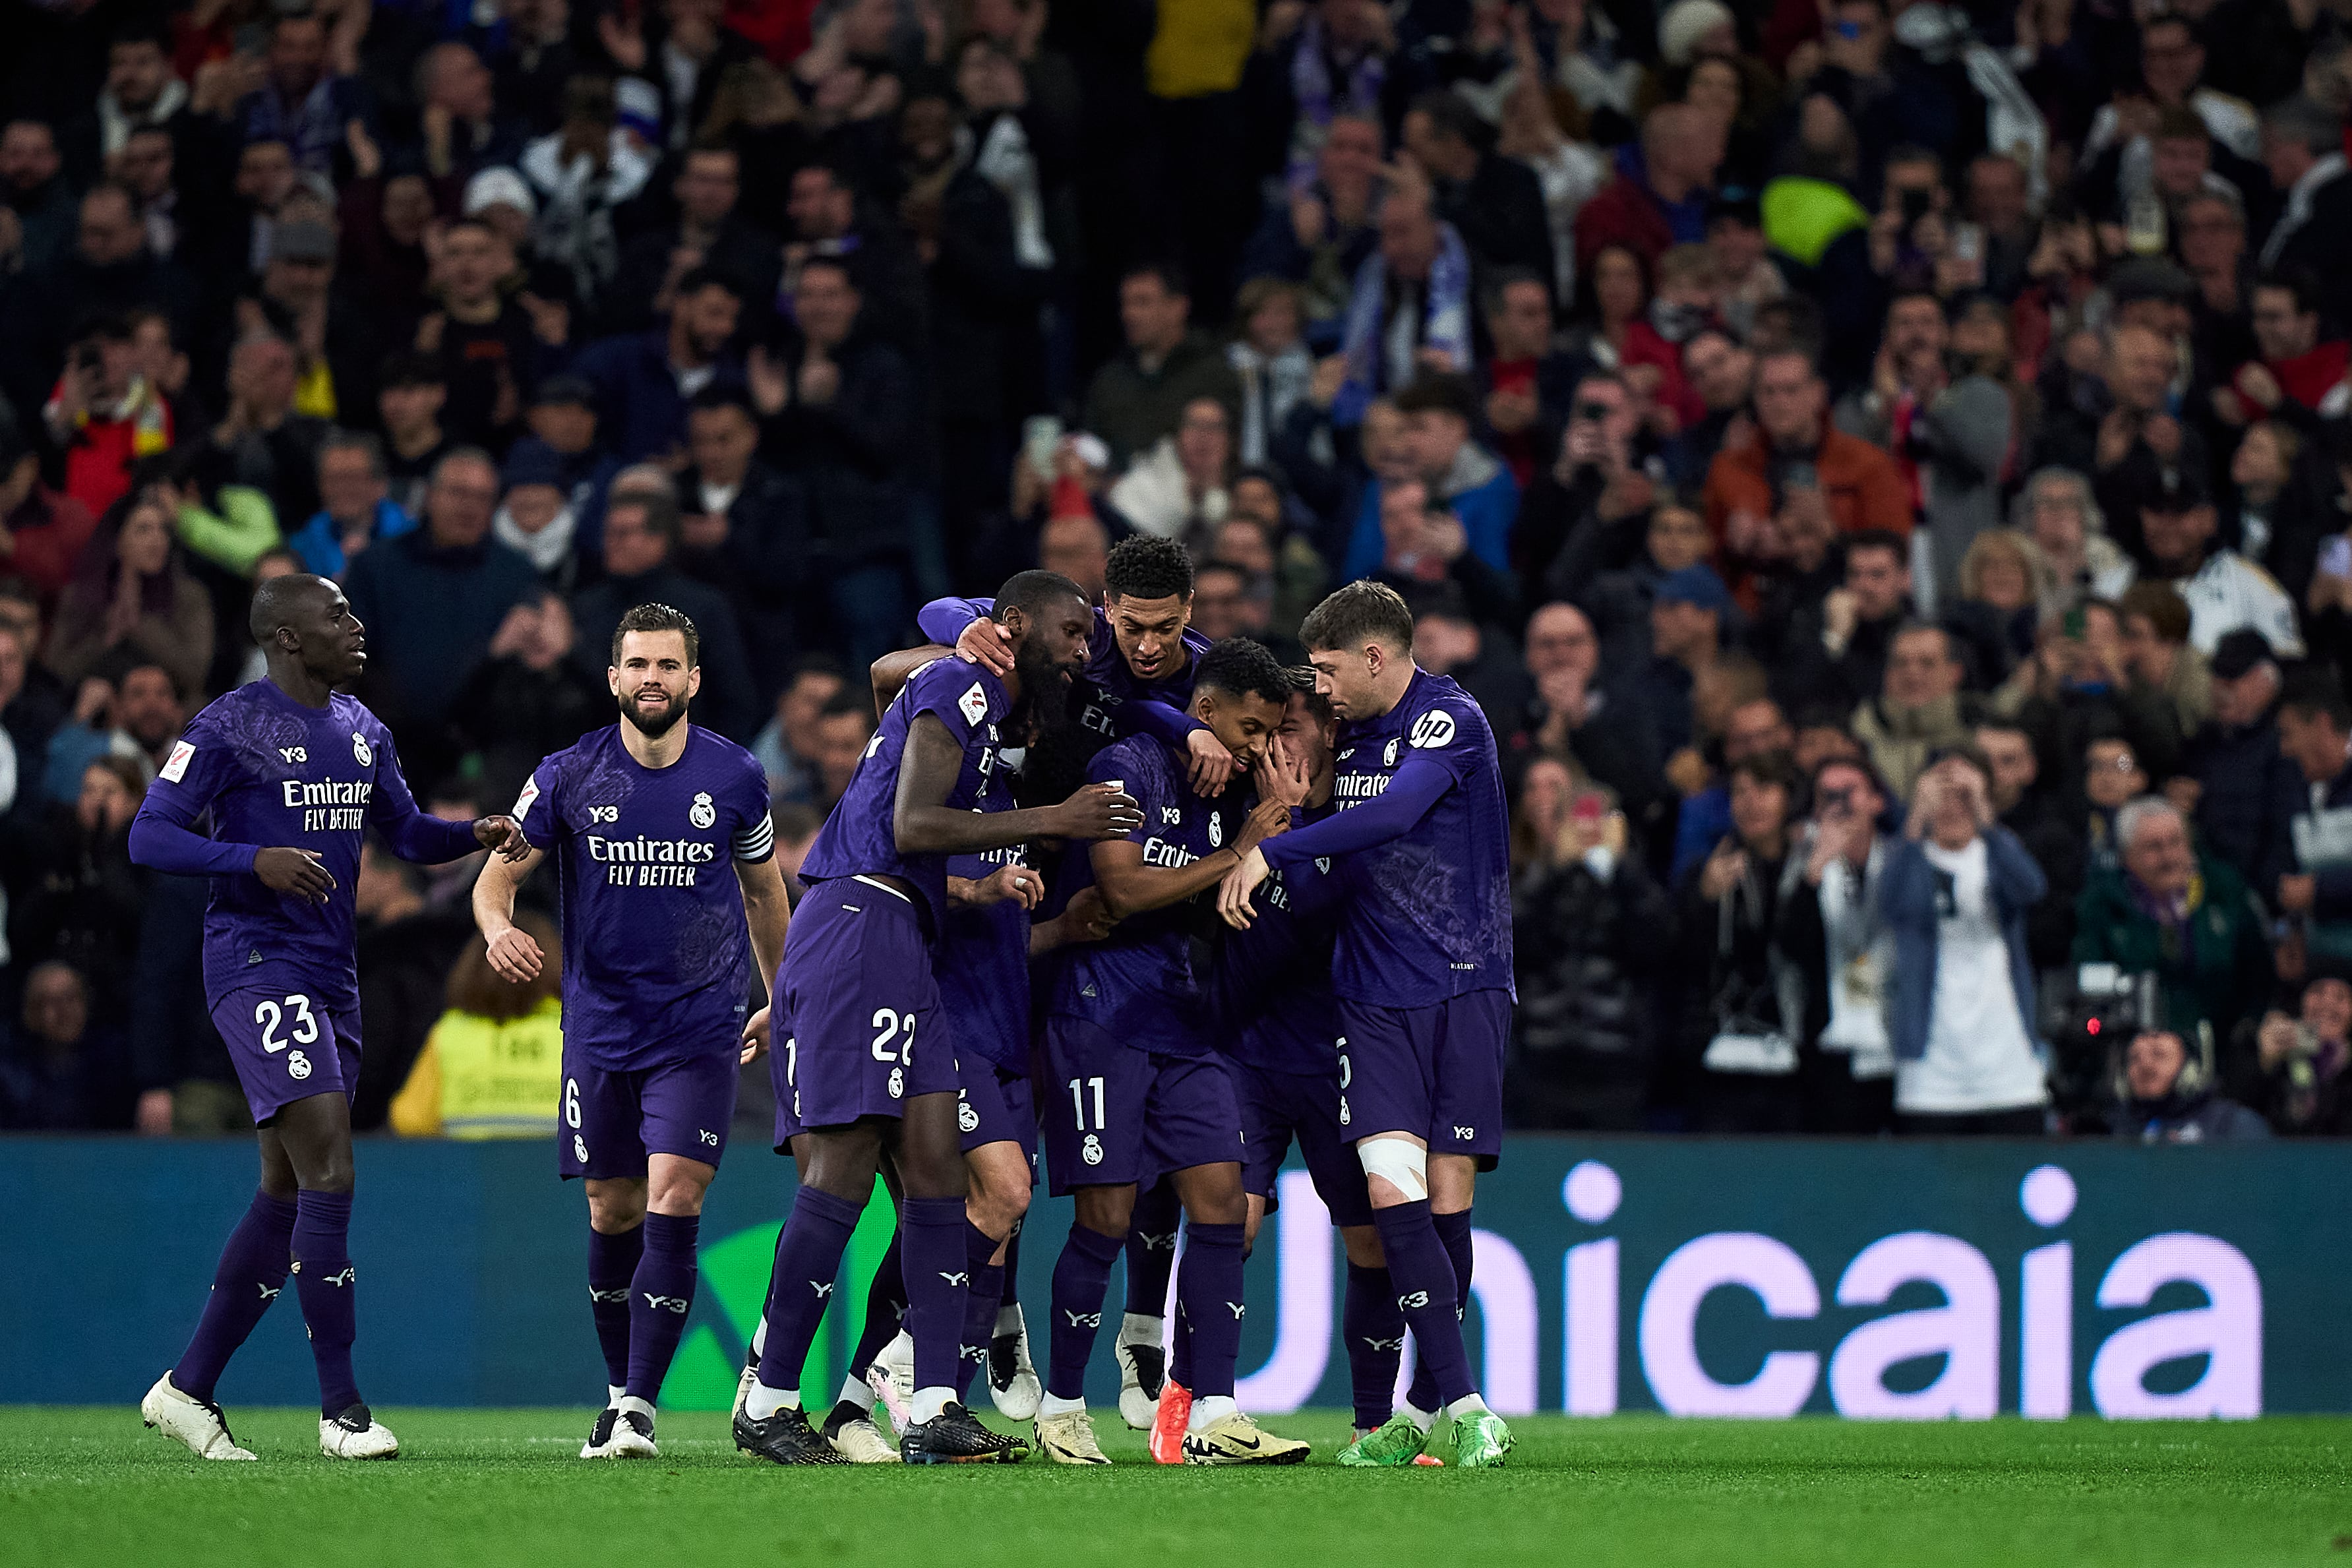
[1358,1138,1428,1202]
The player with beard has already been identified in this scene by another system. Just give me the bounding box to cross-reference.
[472,603,790,1459]
[131,573,527,1462]
[735,570,1139,1465]
[1219,582,1517,1469]
[921,534,1217,1428]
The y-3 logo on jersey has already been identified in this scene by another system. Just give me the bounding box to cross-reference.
[1160,806,1182,825]
[589,805,619,824]
[278,746,307,764]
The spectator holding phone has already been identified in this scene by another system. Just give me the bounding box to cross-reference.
[2244,971,2352,1135]
[1881,748,2051,1135]
[1775,754,1899,1132]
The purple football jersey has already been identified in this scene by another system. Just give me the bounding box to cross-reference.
[915,597,1209,744]
[1046,734,1239,1058]
[515,724,773,1071]
[1261,669,1513,1008]
[133,680,471,1008]
[799,657,1011,928]
[1211,800,1343,1075]
[940,804,1034,1073]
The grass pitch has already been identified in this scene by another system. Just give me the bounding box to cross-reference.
[3,1407,2347,1567]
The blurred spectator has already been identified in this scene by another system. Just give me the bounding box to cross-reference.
[1083,262,1243,469]
[40,312,173,521]
[2118,580,2213,743]
[40,658,184,803]
[4,754,144,1003]
[750,255,918,671]
[444,592,606,806]
[414,219,553,450]
[390,915,564,1137]
[2180,630,2302,899]
[1508,757,1671,1130]
[0,411,99,601]
[609,144,780,338]
[1333,183,1473,422]
[1575,103,1723,276]
[567,488,757,739]
[2075,795,2272,1049]
[753,655,847,804]
[44,491,212,696]
[1402,90,1555,290]
[1228,276,1315,468]
[2107,1028,2272,1141]
[344,448,539,737]
[376,353,455,520]
[0,960,129,1130]
[2137,472,2303,656]
[1977,717,2079,971]
[2018,468,2136,611]
[1883,750,2050,1135]
[1674,752,1803,1131]
[1110,395,1235,554]
[518,77,654,322]
[1777,754,1898,1133]
[492,437,583,590]
[2245,972,2352,1135]
[806,687,876,810]
[1854,622,1972,801]
[568,266,745,466]
[675,388,805,694]
[286,430,415,579]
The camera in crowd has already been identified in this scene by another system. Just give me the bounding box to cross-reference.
[2040,963,2162,1116]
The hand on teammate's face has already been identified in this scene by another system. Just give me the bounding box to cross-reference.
[955,617,1016,677]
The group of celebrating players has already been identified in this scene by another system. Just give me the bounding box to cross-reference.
[129,534,1517,1471]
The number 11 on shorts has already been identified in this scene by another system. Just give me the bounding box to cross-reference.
[1068,1075,1104,1130]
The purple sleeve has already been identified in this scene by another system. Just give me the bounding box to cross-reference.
[128,810,258,876]
[1110,692,1208,747]
[1259,755,1453,871]
[513,760,560,851]
[365,729,485,864]
[129,723,260,877]
[917,595,994,648]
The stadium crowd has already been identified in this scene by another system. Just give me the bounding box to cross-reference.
[1,0,2350,1141]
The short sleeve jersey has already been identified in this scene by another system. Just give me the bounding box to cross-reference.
[139,681,426,1009]
[1048,733,1240,1058]
[1317,669,1515,1007]
[799,657,1012,929]
[1211,801,1344,1075]
[515,724,773,1071]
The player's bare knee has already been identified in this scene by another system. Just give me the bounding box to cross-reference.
[1339,1224,1386,1269]
[1427,1153,1477,1214]
[644,1157,712,1217]
[584,1178,648,1233]
[1242,1193,1266,1253]
[802,1124,885,1201]
[1174,1162,1246,1226]
[1071,1183,1133,1240]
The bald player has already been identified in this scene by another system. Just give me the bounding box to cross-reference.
[129,572,528,1462]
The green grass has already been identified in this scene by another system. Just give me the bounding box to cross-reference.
[4,1408,2349,1567]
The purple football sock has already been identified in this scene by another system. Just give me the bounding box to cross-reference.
[1170,1282,1196,1391]
[955,1223,1004,1401]
[1122,1180,1180,1319]
[1175,1222,1244,1400]
[173,1190,296,1403]
[1373,1200,1474,1409]
[899,1197,969,1397]
[291,1189,360,1416]
[950,1222,997,1401]
[1344,1262,1406,1429]
[1046,1223,1122,1401]
[624,1213,698,1403]
[847,1230,905,1379]
[588,1224,643,1392]
[1406,1208,1475,1412]
[755,1186,862,1394]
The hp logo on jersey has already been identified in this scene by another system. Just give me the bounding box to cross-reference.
[351,732,373,766]
[1409,710,1457,750]
[690,791,716,829]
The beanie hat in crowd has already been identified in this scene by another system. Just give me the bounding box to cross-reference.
[1658,0,1737,68]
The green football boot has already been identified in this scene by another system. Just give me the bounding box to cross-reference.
[1337,1413,1428,1468]
[1450,1410,1513,1469]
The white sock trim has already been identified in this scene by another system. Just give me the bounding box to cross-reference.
[617,1395,655,1421]
[1118,1312,1162,1346]
[836,1376,875,1412]
[605,1384,626,1409]
[1443,1393,1490,1422]
[1401,1400,1436,1435]
[1037,1392,1085,1418]
[909,1386,952,1425]
[744,1381,800,1421]
[1187,1395,1237,1432]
